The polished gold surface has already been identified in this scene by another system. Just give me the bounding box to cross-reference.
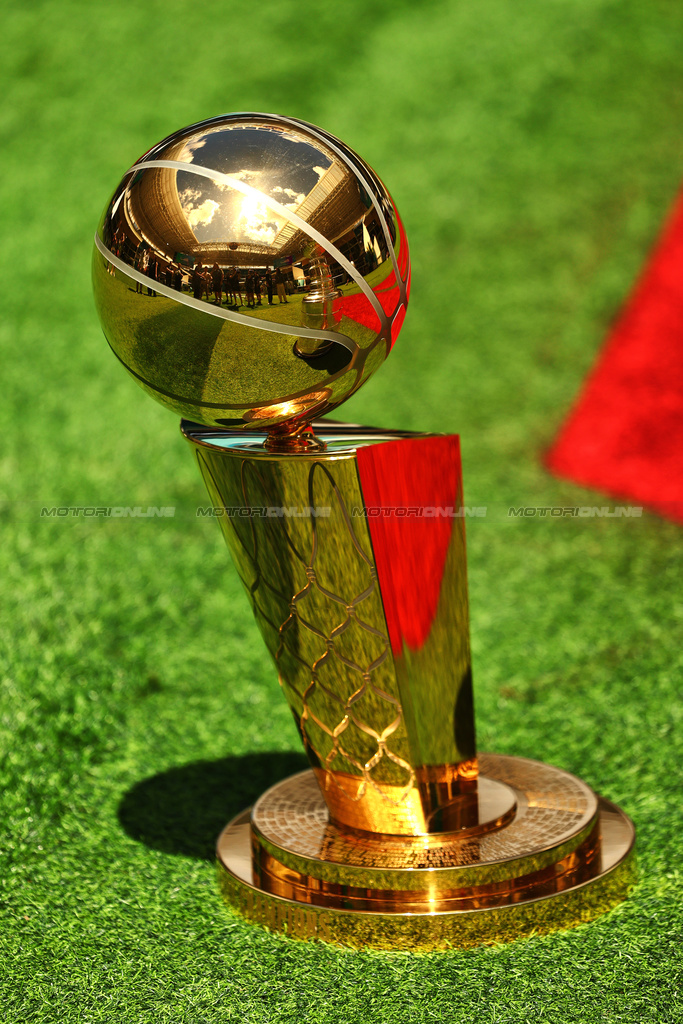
[93,113,409,433]
[94,115,636,950]
[216,757,636,950]
[182,422,476,835]
[250,755,594,887]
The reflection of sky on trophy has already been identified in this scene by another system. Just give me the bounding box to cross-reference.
[174,128,332,246]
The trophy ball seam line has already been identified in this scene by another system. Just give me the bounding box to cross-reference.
[274,113,407,306]
[106,333,328,414]
[104,335,243,410]
[94,233,359,354]
[274,113,405,291]
[127,158,389,332]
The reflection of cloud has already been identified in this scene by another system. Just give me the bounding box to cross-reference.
[212,168,263,195]
[238,194,281,245]
[312,165,327,180]
[187,199,220,229]
[272,186,306,208]
[229,169,262,182]
[180,186,220,230]
[177,138,207,163]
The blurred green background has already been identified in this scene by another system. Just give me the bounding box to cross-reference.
[1,1,682,1021]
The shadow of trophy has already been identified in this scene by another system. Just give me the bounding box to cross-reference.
[93,112,635,951]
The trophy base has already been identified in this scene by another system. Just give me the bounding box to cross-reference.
[216,754,635,951]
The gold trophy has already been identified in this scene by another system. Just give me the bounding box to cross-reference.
[92,113,635,950]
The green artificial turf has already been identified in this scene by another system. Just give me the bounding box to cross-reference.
[2,1,683,1021]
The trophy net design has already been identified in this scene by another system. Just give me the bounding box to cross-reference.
[93,112,635,951]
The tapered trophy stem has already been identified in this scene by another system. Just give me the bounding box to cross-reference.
[182,421,483,836]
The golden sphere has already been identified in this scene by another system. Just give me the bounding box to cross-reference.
[92,113,410,431]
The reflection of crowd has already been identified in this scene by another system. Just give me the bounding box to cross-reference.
[187,263,289,309]
[133,247,184,296]
[105,199,342,311]
[121,237,300,309]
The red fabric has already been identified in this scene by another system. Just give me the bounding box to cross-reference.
[547,191,683,524]
[356,435,462,654]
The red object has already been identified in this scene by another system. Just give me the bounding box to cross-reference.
[356,435,462,654]
[336,280,399,334]
[547,192,683,524]
[335,203,410,346]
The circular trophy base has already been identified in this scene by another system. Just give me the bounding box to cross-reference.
[216,754,635,951]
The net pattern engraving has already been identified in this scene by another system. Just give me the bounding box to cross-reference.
[228,456,415,805]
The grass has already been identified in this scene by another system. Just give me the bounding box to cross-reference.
[1,1,683,1021]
